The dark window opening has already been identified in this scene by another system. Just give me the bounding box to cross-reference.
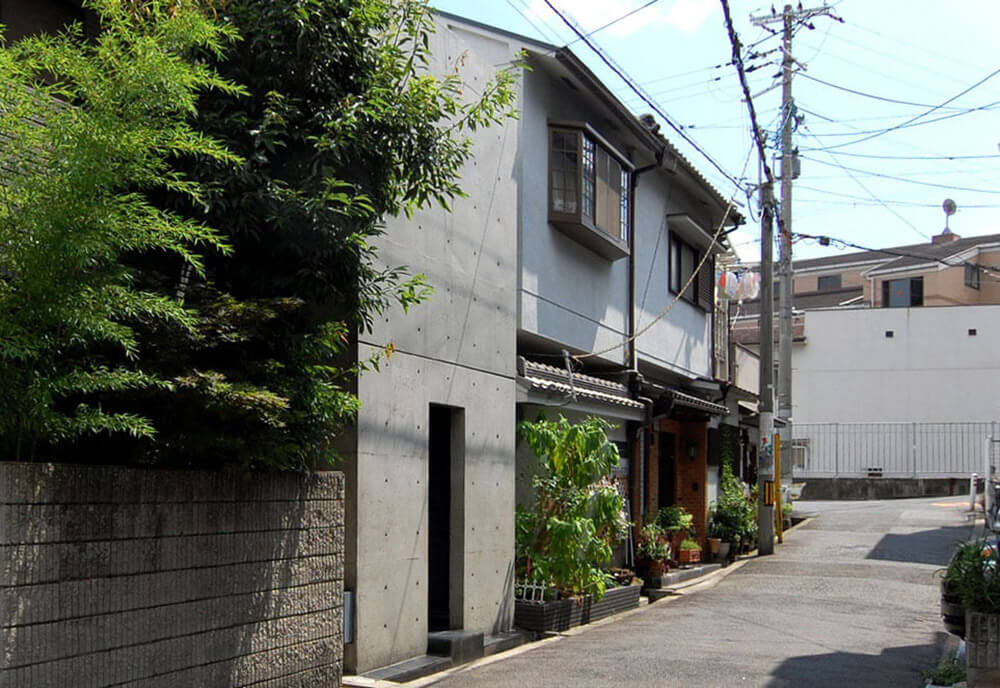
[669,232,713,310]
[885,330,894,338]
[966,264,980,290]
[817,274,842,291]
[969,328,978,336]
[882,277,923,308]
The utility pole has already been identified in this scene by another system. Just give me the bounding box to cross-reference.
[751,3,841,488]
[757,180,776,555]
[721,0,781,555]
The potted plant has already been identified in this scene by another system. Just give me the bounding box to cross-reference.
[944,539,1000,685]
[656,505,694,554]
[513,415,629,632]
[711,463,755,559]
[677,538,702,565]
[635,523,671,579]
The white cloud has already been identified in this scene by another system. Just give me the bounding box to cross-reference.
[662,0,717,33]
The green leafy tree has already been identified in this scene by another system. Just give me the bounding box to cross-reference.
[0,0,518,469]
[0,0,241,460]
[516,416,628,600]
[116,0,520,470]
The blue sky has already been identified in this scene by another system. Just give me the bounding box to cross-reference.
[431,0,1000,263]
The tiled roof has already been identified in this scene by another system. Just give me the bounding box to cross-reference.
[793,232,1000,273]
[865,233,1000,275]
[518,358,644,410]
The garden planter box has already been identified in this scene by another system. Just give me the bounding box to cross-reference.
[940,580,965,639]
[515,597,587,633]
[587,584,641,623]
[677,549,701,565]
[514,585,642,632]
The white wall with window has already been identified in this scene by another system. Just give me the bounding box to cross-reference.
[518,64,638,364]
[793,305,1000,424]
[632,175,716,380]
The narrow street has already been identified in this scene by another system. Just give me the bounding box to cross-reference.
[427,496,974,688]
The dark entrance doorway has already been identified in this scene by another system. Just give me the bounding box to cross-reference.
[428,404,464,631]
[658,431,676,509]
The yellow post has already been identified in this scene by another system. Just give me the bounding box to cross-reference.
[775,432,784,543]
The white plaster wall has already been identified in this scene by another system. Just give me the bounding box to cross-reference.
[633,172,713,380]
[794,306,1000,424]
[347,21,519,673]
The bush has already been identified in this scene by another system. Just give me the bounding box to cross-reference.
[515,416,628,600]
[710,463,756,543]
[656,505,693,536]
[946,539,1000,614]
[636,523,670,562]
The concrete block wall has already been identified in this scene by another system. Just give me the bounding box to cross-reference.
[0,462,344,687]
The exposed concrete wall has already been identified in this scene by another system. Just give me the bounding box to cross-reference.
[0,463,344,687]
[346,20,519,674]
[800,477,969,500]
[794,305,1000,424]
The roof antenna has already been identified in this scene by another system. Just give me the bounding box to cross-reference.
[942,198,956,232]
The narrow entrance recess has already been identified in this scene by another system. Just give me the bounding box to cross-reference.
[658,431,676,508]
[428,404,465,631]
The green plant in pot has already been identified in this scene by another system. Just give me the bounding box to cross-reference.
[712,463,756,554]
[677,538,702,565]
[515,415,628,602]
[656,505,694,554]
[635,523,671,578]
[945,539,1000,684]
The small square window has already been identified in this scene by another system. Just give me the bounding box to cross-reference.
[885,330,894,338]
[817,274,841,291]
[969,328,978,336]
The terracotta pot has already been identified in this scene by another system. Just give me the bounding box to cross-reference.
[707,537,722,555]
[677,548,701,565]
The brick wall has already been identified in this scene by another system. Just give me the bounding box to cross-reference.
[0,463,343,687]
[674,424,708,545]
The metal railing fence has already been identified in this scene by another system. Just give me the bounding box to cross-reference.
[790,422,1000,478]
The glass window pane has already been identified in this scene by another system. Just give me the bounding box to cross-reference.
[550,130,578,214]
[582,136,595,220]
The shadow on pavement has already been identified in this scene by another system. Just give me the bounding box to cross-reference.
[866,525,972,567]
[766,632,950,687]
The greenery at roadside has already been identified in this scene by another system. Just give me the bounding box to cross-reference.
[0,0,519,470]
[709,463,757,544]
[946,539,1000,614]
[0,0,241,461]
[921,656,965,686]
[515,416,629,601]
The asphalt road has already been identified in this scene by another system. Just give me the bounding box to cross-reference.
[426,496,974,688]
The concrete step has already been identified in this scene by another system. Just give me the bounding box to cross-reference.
[363,654,453,683]
[427,630,484,664]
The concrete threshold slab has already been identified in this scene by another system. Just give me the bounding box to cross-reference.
[361,655,453,684]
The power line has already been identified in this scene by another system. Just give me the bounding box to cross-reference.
[813,150,1000,162]
[539,0,744,190]
[808,67,1000,151]
[798,99,1000,140]
[795,184,1000,208]
[797,72,975,110]
[793,231,1000,274]
[799,155,1000,195]
[567,0,661,45]
[800,124,929,239]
